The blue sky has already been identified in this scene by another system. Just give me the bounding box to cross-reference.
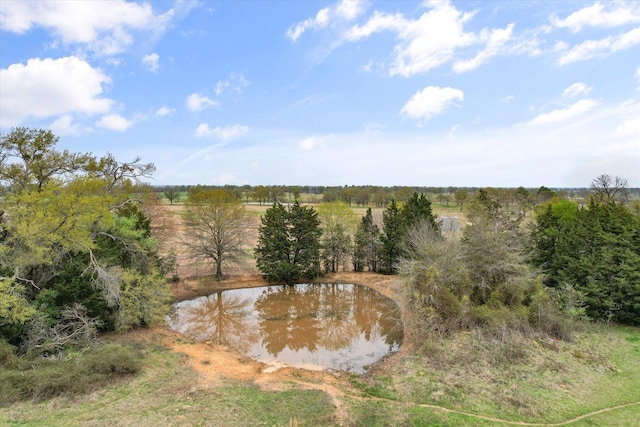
[1,0,639,187]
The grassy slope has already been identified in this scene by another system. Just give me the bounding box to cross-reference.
[1,325,638,426]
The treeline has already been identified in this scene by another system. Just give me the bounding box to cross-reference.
[155,183,640,208]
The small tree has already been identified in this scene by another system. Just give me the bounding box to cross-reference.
[317,202,355,273]
[181,190,251,278]
[163,187,180,205]
[354,208,381,272]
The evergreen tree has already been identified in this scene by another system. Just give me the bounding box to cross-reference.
[380,199,403,274]
[401,192,439,232]
[531,198,640,325]
[255,202,322,283]
[289,201,322,279]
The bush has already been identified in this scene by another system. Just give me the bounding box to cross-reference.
[0,343,143,404]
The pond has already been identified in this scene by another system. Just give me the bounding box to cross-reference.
[168,283,403,374]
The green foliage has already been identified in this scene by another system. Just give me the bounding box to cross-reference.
[531,198,640,325]
[402,192,439,232]
[353,208,379,272]
[317,202,355,273]
[0,128,168,352]
[255,202,322,283]
[380,194,440,274]
[380,199,403,274]
[0,279,36,325]
[0,343,143,404]
[116,271,171,332]
[402,214,569,349]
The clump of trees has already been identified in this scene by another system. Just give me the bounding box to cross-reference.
[1,128,171,357]
[530,175,639,325]
[255,201,322,283]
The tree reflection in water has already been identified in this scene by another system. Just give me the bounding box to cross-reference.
[168,291,259,353]
[169,284,403,373]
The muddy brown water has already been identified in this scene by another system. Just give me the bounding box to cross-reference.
[168,283,404,373]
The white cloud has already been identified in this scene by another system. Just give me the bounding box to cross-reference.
[186,93,219,112]
[142,53,159,72]
[346,2,510,77]
[287,7,331,42]
[155,106,174,116]
[0,56,113,127]
[616,117,640,136]
[49,114,82,136]
[299,136,328,151]
[527,99,598,126]
[401,86,464,122]
[96,113,134,131]
[350,3,476,77]
[0,0,174,56]
[194,124,249,140]
[214,72,250,96]
[563,82,592,98]
[287,0,366,42]
[453,24,514,73]
[558,27,640,65]
[551,2,640,33]
[214,80,230,96]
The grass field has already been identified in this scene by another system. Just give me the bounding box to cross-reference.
[2,323,638,426]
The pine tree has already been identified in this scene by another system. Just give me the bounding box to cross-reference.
[401,192,439,232]
[255,202,322,283]
[380,199,402,274]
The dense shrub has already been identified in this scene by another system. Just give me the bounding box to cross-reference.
[0,343,143,404]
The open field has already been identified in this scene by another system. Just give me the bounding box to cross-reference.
[2,270,639,426]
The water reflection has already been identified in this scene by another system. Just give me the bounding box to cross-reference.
[168,283,403,373]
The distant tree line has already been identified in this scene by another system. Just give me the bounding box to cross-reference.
[153,183,640,210]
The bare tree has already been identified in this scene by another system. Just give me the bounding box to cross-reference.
[590,174,629,204]
[181,191,252,278]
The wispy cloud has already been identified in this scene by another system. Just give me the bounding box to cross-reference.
[142,53,159,72]
[186,93,219,112]
[96,113,134,131]
[526,99,597,126]
[194,124,249,140]
[401,86,463,122]
[155,106,174,117]
[563,82,592,98]
[287,0,366,42]
[557,27,640,65]
[551,1,640,33]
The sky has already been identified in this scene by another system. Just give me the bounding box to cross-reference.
[1,0,639,188]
